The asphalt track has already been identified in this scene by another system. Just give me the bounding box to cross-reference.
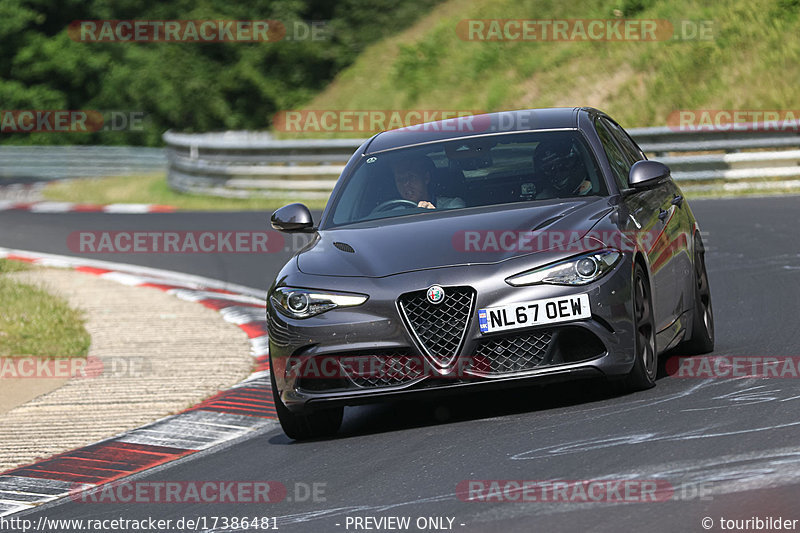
[2,195,800,532]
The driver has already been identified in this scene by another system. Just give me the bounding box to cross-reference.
[533,140,593,198]
[391,158,465,209]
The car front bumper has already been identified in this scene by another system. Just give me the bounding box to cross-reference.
[268,254,636,413]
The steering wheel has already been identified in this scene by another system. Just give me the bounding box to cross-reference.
[371,199,419,213]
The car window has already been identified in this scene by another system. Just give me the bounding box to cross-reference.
[327,131,607,227]
[595,118,632,191]
[601,117,645,164]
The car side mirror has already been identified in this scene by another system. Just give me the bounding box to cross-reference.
[271,203,314,232]
[629,160,671,189]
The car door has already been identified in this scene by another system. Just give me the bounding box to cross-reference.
[595,117,682,334]
[605,117,694,331]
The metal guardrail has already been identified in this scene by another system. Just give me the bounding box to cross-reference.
[164,126,800,199]
[0,146,166,182]
[3,126,798,197]
[628,126,800,188]
[629,126,800,154]
[163,131,359,200]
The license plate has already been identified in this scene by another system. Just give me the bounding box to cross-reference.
[478,294,591,334]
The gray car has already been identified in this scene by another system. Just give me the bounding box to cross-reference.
[267,107,714,440]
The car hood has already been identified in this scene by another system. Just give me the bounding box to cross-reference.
[297,198,612,278]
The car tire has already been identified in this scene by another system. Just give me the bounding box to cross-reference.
[681,234,715,354]
[619,262,658,391]
[270,366,343,441]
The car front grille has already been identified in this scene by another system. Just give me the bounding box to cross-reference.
[338,351,424,388]
[398,286,475,367]
[469,330,553,375]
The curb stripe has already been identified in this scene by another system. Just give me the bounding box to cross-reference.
[4,254,37,263]
[5,442,191,485]
[238,322,268,339]
[0,248,277,516]
[73,266,113,275]
[139,282,185,291]
[0,476,93,515]
[186,384,276,419]
[0,202,176,214]
[1,248,266,298]
[72,205,106,212]
[200,299,264,311]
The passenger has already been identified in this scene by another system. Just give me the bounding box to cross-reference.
[533,140,593,198]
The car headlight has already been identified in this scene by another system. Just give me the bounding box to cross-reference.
[270,287,368,319]
[506,249,622,286]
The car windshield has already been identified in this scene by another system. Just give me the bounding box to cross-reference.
[326,130,607,227]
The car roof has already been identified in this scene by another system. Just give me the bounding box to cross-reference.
[364,107,594,154]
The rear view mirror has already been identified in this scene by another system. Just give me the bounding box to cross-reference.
[445,140,494,170]
[629,160,671,188]
[271,203,314,232]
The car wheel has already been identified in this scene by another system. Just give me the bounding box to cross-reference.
[681,234,715,354]
[270,365,343,440]
[620,263,657,391]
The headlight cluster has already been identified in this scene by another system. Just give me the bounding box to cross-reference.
[506,249,621,286]
[270,287,368,319]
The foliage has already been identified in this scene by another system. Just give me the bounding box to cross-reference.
[0,0,442,145]
[299,0,800,133]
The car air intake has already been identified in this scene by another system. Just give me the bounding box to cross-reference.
[469,330,553,375]
[398,286,475,367]
[333,241,355,253]
[339,351,424,388]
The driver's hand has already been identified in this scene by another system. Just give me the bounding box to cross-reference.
[417,201,435,209]
[574,180,592,195]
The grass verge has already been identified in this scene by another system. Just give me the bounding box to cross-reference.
[41,173,330,211]
[0,260,90,358]
[283,0,800,136]
[685,188,800,199]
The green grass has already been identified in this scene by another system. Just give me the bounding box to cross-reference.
[682,181,800,199]
[42,173,329,211]
[687,190,800,199]
[0,260,90,358]
[0,259,32,274]
[279,0,800,136]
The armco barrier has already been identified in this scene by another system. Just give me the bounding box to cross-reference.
[0,146,166,181]
[3,126,798,197]
[163,131,361,200]
[163,126,800,198]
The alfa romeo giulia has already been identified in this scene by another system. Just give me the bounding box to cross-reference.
[267,108,714,440]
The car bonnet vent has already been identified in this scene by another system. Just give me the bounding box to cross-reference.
[333,241,355,253]
[531,215,564,232]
